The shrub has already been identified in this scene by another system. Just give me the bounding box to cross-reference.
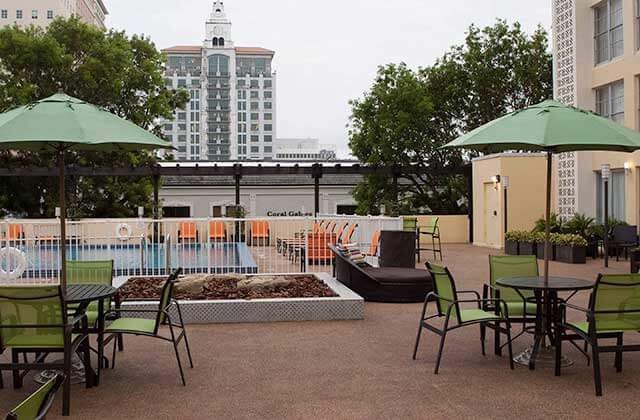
[554,234,588,247]
[533,213,563,234]
[563,213,595,238]
[505,230,529,241]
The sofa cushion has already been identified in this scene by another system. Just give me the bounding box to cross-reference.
[361,267,430,285]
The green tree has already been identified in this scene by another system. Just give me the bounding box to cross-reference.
[0,17,188,218]
[348,20,552,215]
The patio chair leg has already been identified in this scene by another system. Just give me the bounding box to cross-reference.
[62,347,72,416]
[505,321,514,370]
[11,349,21,389]
[615,333,623,373]
[169,324,187,386]
[82,339,93,389]
[480,323,486,356]
[412,322,424,360]
[494,321,502,356]
[555,324,562,377]
[434,329,448,375]
[111,338,118,370]
[175,302,194,369]
[592,342,603,396]
[118,333,124,352]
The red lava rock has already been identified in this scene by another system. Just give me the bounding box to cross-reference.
[118,274,337,301]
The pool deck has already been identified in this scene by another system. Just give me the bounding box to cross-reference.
[1,244,638,419]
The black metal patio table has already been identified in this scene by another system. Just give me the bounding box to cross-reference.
[35,284,117,386]
[495,276,594,370]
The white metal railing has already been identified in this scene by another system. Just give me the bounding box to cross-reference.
[0,216,402,284]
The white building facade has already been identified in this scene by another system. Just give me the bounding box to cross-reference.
[275,138,337,161]
[0,0,107,29]
[162,1,276,161]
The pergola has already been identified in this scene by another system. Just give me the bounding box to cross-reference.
[0,161,474,241]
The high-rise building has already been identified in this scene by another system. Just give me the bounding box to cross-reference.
[0,0,108,30]
[552,0,640,225]
[162,1,276,161]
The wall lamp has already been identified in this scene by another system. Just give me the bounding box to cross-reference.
[624,161,633,175]
[490,175,501,190]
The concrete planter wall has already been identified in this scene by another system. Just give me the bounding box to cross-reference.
[116,273,364,324]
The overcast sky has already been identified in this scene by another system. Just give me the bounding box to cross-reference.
[106,0,551,157]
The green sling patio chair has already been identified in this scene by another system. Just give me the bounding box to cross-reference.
[66,260,114,326]
[104,268,193,385]
[5,373,65,420]
[413,262,514,373]
[418,217,442,261]
[0,286,92,417]
[484,255,539,355]
[556,273,640,396]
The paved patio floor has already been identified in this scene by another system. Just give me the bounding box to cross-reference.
[1,244,639,419]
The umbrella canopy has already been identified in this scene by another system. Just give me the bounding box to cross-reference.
[444,99,640,281]
[0,93,172,152]
[0,93,172,290]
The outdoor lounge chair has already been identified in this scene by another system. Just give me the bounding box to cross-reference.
[1,224,24,243]
[0,286,93,416]
[249,220,270,245]
[484,255,538,355]
[5,373,65,420]
[413,262,514,373]
[556,273,640,396]
[178,222,198,243]
[104,268,193,386]
[340,223,358,244]
[609,225,638,261]
[367,230,381,256]
[208,221,227,242]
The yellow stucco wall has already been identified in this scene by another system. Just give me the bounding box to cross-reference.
[472,154,550,248]
[411,215,469,244]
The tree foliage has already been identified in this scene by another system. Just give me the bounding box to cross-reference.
[348,20,553,215]
[0,18,188,218]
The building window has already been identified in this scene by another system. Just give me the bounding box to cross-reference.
[250,80,259,89]
[336,205,358,215]
[177,79,187,88]
[264,102,272,110]
[596,170,625,222]
[264,91,272,99]
[264,146,272,153]
[596,80,624,124]
[250,102,259,110]
[595,0,624,64]
[264,80,272,88]
[251,146,260,153]
[219,38,225,47]
[251,135,259,142]
[177,112,187,121]
[264,135,272,142]
[31,10,37,19]
[250,123,259,131]
[251,113,259,121]
[47,10,54,19]
[164,124,173,131]
[212,206,224,218]
[16,10,23,19]
[264,113,272,120]
[1,10,7,19]
[163,206,191,218]
[250,91,259,99]
[264,124,273,131]
[238,102,246,111]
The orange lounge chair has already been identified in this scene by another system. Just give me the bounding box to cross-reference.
[250,220,270,245]
[341,223,358,244]
[178,222,198,242]
[2,224,24,242]
[209,221,227,242]
[334,222,348,243]
[368,230,381,256]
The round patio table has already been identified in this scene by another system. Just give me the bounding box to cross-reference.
[35,284,117,386]
[495,276,594,370]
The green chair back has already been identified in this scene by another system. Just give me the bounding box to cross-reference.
[489,255,537,302]
[426,262,460,323]
[154,269,182,334]
[591,274,640,331]
[5,373,65,420]
[422,217,439,235]
[0,286,65,348]
[403,217,418,232]
[66,260,113,313]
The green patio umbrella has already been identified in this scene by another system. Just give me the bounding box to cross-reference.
[444,99,640,282]
[0,93,172,290]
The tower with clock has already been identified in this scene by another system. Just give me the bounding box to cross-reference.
[205,1,233,48]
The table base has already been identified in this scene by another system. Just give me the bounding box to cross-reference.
[34,353,86,385]
[514,345,574,369]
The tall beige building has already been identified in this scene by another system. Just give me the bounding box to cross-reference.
[0,0,107,30]
[553,0,640,225]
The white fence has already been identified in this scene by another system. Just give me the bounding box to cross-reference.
[0,216,401,284]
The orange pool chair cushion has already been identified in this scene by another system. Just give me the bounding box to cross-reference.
[209,221,226,241]
[369,230,381,256]
[3,224,23,241]
[251,221,269,239]
[179,222,198,241]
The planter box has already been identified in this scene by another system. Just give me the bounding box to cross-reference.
[535,243,555,260]
[519,242,536,256]
[555,245,586,264]
[630,249,640,273]
[505,240,519,255]
[114,273,364,324]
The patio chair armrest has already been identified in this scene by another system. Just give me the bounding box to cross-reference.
[457,290,481,308]
[67,312,88,327]
[109,308,162,314]
[560,301,591,314]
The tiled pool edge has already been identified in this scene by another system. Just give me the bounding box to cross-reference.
[116,273,364,324]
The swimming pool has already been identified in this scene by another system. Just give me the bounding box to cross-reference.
[16,242,258,278]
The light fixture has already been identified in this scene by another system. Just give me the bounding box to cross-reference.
[501,176,510,189]
[601,164,611,181]
[624,161,633,174]
[490,175,501,190]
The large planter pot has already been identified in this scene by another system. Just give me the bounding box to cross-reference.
[630,249,640,273]
[555,245,586,264]
[505,240,519,255]
[535,243,555,260]
[586,241,599,258]
[519,242,536,256]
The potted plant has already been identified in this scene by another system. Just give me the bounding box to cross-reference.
[504,230,525,255]
[554,234,587,264]
[518,232,537,256]
[534,232,560,260]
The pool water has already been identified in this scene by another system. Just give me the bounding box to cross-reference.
[17,242,258,277]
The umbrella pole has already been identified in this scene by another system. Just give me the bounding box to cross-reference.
[544,151,552,284]
[58,149,67,293]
